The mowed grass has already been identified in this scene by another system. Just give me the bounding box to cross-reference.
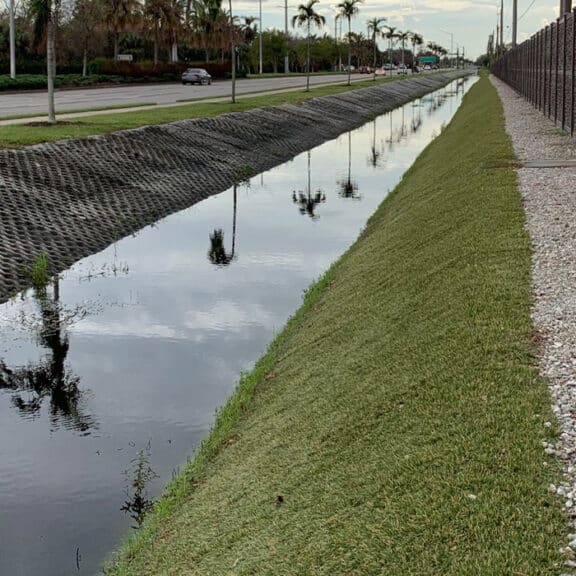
[106,76,568,575]
[0,75,415,149]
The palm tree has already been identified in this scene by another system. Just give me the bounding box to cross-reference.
[30,0,59,124]
[228,0,237,102]
[337,0,362,86]
[410,32,423,68]
[292,0,325,92]
[383,25,398,72]
[104,0,141,61]
[367,17,386,81]
[397,30,410,71]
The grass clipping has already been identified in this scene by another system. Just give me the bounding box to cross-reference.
[107,76,568,575]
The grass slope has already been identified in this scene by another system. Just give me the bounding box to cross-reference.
[0,75,419,149]
[107,76,568,575]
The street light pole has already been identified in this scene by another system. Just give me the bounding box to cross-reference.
[440,29,453,68]
[284,0,289,73]
[9,0,16,79]
[512,0,517,46]
[259,0,263,74]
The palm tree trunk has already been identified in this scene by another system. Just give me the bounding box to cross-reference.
[82,47,88,77]
[306,22,310,92]
[114,33,119,61]
[347,18,351,86]
[47,16,56,124]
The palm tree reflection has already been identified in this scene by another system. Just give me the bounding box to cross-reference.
[292,150,326,219]
[367,117,384,168]
[338,131,360,199]
[208,183,238,266]
[0,278,95,433]
[411,100,423,133]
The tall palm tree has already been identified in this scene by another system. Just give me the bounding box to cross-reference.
[383,25,397,72]
[410,31,423,68]
[292,0,325,92]
[104,0,141,61]
[397,30,410,71]
[367,16,386,81]
[337,0,362,86]
[30,0,59,124]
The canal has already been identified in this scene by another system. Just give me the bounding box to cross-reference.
[0,76,475,576]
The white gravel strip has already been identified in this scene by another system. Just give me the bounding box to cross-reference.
[491,76,576,572]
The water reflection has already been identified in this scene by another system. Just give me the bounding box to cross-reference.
[0,77,477,576]
[411,101,423,134]
[292,150,326,219]
[208,184,239,266]
[338,132,360,199]
[367,117,385,168]
[0,278,96,433]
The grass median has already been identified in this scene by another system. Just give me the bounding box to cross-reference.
[0,75,414,149]
[106,74,568,575]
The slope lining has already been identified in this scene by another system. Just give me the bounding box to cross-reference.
[0,71,468,302]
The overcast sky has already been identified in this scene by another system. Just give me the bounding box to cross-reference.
[233,0,562,59]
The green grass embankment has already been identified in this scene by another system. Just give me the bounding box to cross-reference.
[106,75,568,575]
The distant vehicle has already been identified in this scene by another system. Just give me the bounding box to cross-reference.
[182,68,212,85]
[423,64,432,71]
[374,68,387,76]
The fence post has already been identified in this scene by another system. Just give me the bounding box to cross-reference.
[562,15,567,130]
[544,26,548,115]
[572,9,576,135]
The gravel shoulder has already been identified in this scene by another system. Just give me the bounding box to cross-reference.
[0,71,467,304]
[492,75,576,569]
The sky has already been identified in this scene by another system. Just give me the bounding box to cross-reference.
[232,0,562,59]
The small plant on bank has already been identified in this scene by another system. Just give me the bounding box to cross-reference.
[29,252,50,291]
[121,444,158,529]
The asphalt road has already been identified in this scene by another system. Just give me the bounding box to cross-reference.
[0,74,382,119]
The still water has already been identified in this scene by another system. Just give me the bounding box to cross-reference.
[0,76,475,576]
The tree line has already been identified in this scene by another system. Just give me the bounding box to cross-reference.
[0,0,444,77]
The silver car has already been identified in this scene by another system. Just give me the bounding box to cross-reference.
[181,68,212,85]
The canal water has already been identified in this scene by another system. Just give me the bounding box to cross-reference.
[0,76,475,576]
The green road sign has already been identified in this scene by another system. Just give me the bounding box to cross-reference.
[419,56,438,63]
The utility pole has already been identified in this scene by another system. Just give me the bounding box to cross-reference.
[284,0,289,73]
[500,0,504,49]
[441,30,454,68]
[259,0,263,74]
[9,0,16,79]
[512,0,517,47]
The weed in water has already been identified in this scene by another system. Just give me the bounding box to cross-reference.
[121,443,158,529]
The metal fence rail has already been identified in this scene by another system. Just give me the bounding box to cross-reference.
[492,8,576,135]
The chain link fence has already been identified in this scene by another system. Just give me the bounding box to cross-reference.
[492,9,576,135]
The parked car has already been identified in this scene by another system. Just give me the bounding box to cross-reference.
[182,68,212,85]
[423,64,432,71]
[374,68,387,76]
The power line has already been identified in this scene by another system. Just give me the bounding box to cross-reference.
[518,0,538,22]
